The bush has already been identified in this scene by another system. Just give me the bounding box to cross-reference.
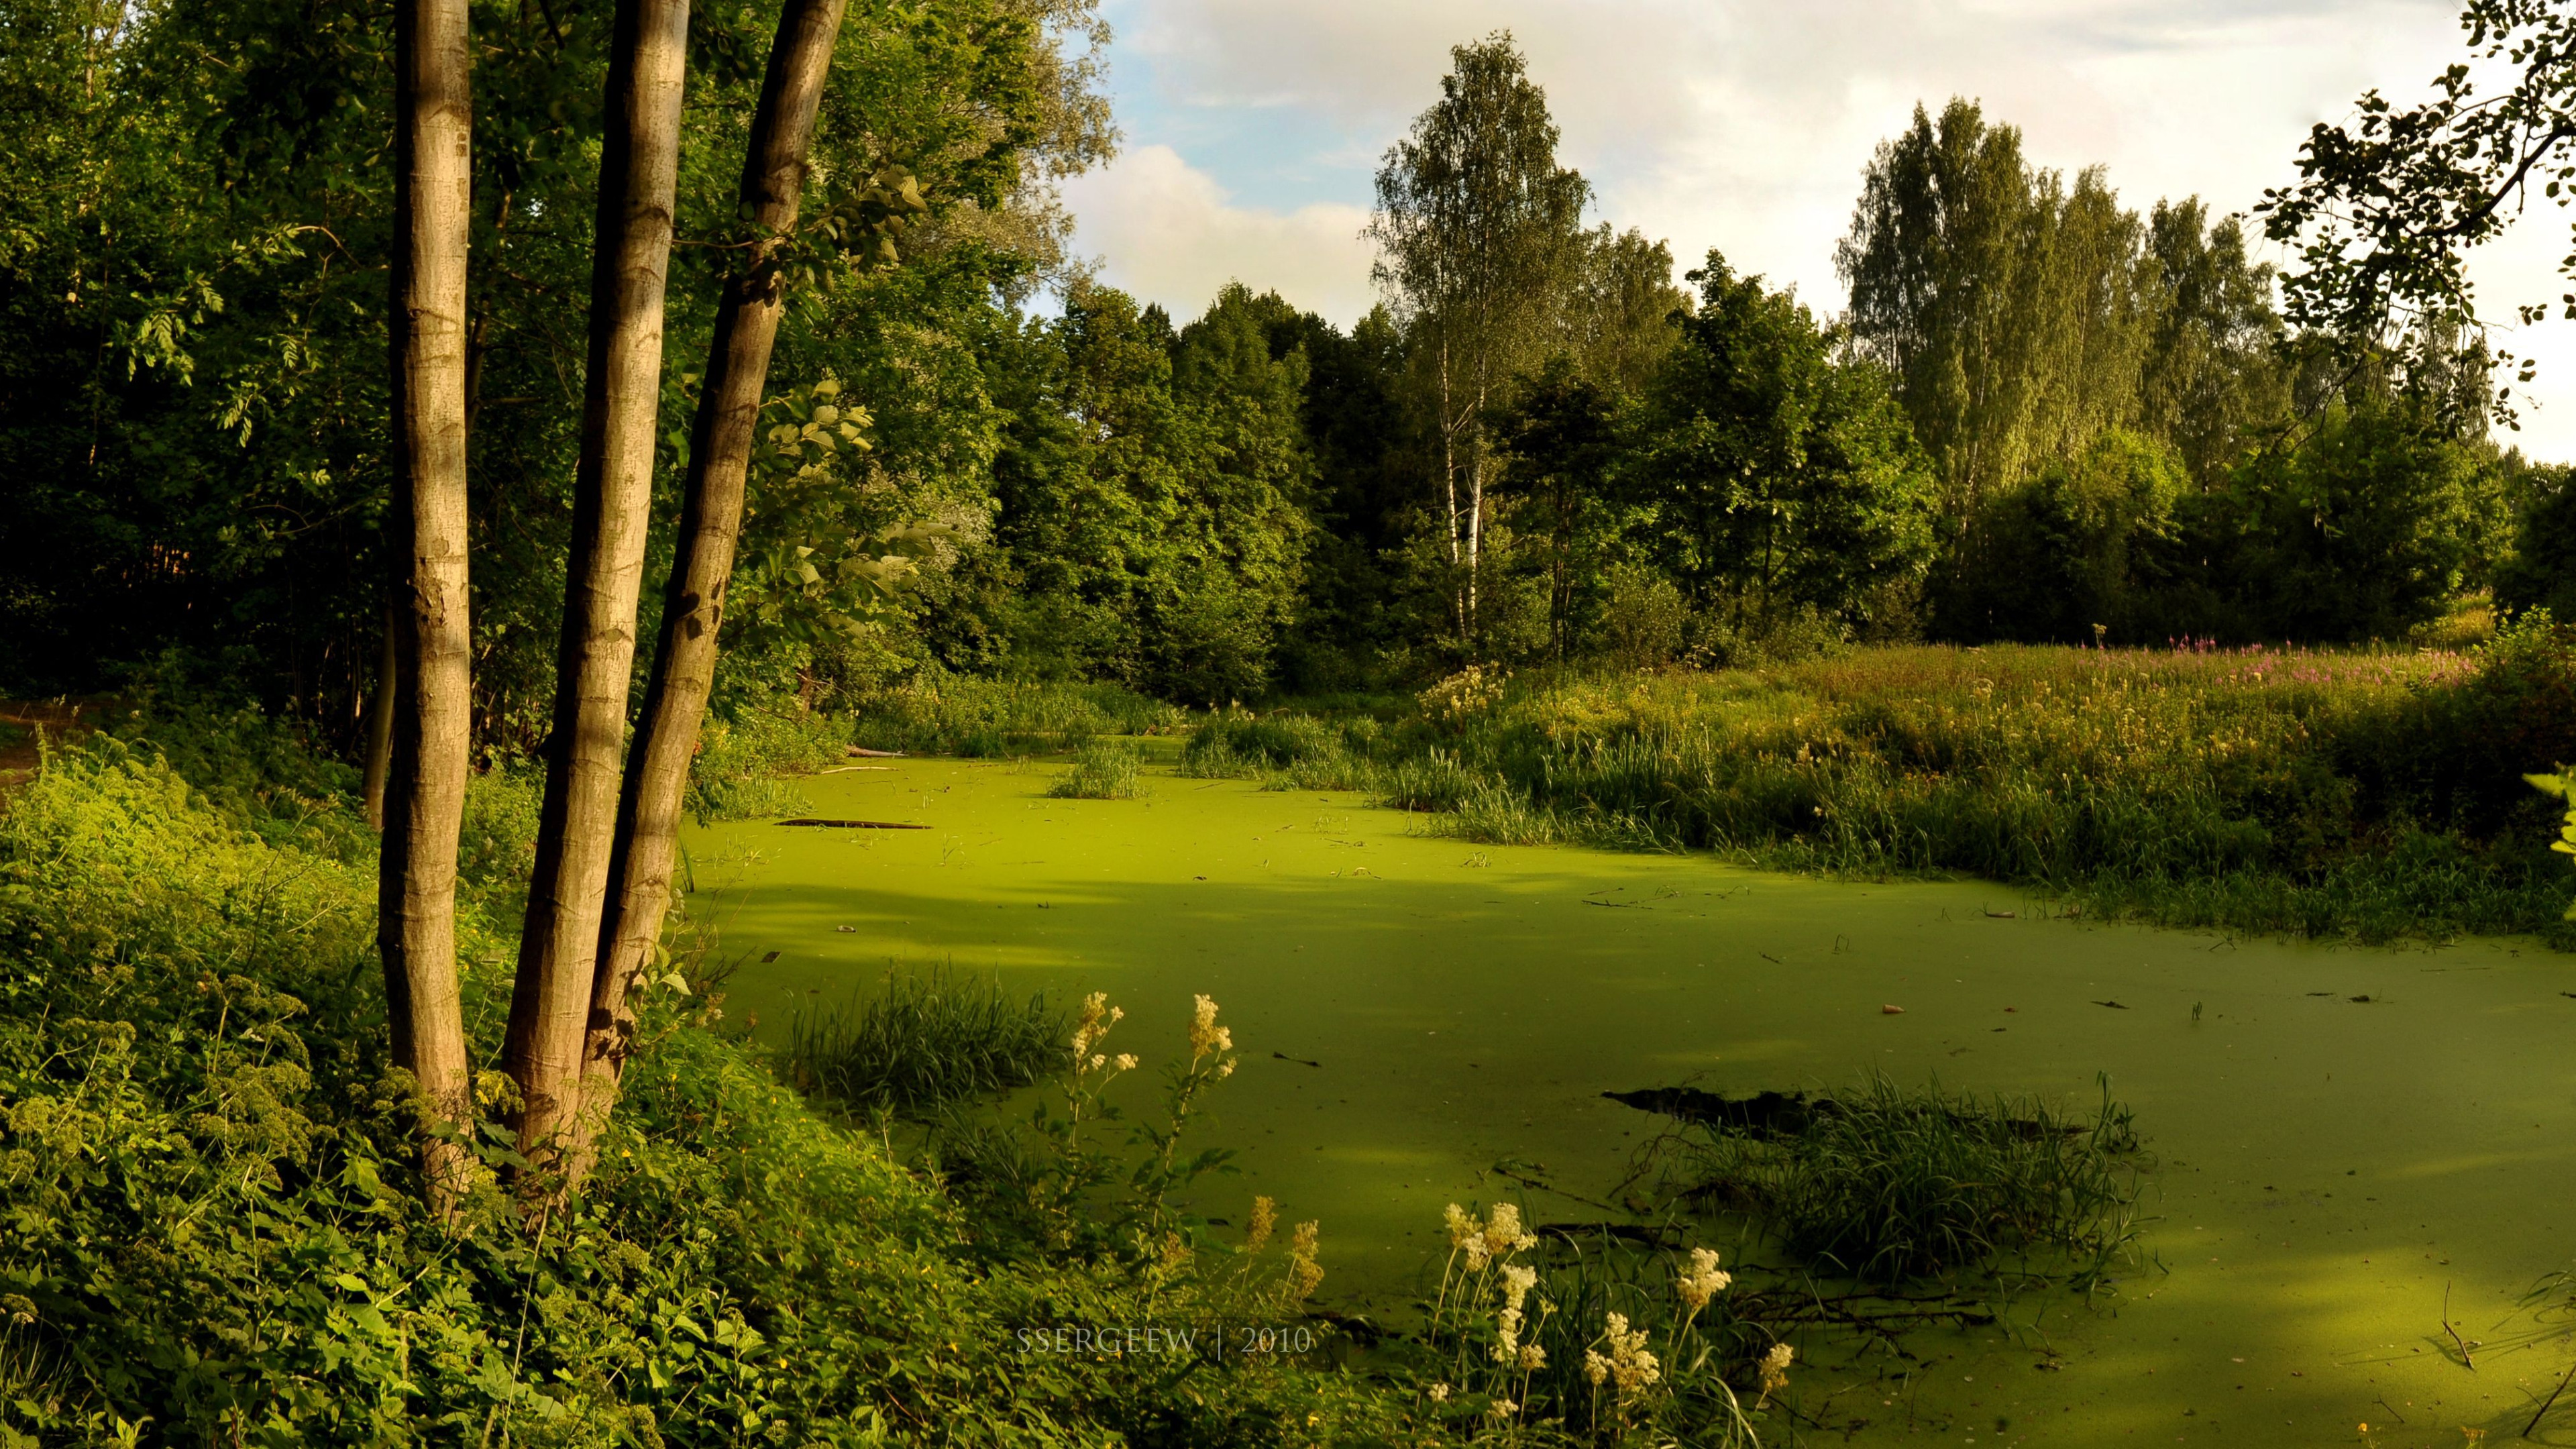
[686,702,847,823]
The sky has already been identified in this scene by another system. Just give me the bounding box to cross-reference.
[1058,0,2576,463]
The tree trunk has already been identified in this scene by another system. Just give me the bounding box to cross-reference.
[382,0,476,1212]
[504,0,690,1181]
[570,0,849,1187]
[362,599,396,831]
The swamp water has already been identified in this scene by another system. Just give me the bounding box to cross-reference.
[691,758,2576,1446]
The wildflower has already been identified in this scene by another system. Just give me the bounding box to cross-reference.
[1430,1383,1450,1403]
[1071,992,1125,1063]
[1595,1311,1660,1399]
[1676,1245,1732,1310]
[1288,1220,1324,1299]
[1488,1399,1517,1420]
[1189,994,1234,1061]
[1114,1053,1137,1071]
[1444,1203,1477,1245]
[1518,1343,1546,1371]
[1245,1195,1277,1254]
[1582,1349,1611,1387]
[1493,1264,1537,1362]
[1757,1341,1794,1405]
[1483,1201,1536,1259]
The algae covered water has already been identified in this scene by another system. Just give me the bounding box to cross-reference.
[694,758,2576,1445]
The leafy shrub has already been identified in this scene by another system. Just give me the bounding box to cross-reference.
[686,702,847,823]
[1046,739,1149,800]
[786,968,1069,1117]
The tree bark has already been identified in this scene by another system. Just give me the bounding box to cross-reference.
[382,0,476,1212]
[570,0,849,1185]
[362,599,396,831]
[504,0,690,1179]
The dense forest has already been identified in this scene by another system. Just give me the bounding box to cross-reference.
[3,13,2559,724]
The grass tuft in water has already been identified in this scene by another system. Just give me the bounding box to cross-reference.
[1046,739,1150,799]
[786,967,1069,1116]
[1633,1074,2147,1288]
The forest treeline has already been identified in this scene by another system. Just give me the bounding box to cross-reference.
[3,21,2567,726]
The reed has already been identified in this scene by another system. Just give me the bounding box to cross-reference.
[785,966,1069,1116]
[1046,738,1151,799]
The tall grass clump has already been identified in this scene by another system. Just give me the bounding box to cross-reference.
[1181,712,1380,788]
[787,967,1069,1116]
[1629,1075,2147,1289]
[849,667,1184,755]
[1047,738,1150,799]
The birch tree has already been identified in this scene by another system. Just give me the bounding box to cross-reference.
[1368,32,1587,642]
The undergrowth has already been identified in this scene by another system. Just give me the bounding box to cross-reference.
[0,719,1448,1446]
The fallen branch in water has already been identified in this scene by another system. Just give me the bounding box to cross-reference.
[777,818,930,830]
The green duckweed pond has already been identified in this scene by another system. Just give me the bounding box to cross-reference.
[691,757,2576,1446]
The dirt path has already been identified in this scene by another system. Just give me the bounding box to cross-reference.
[0,700,97,792]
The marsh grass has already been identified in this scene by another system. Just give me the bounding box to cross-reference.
[1231,631,2576,945]
[1630,1075,2148,1289]
[785,967,1069,1117]
[1047,739,1150,799]
[850,669,1184,756]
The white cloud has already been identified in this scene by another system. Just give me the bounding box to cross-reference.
[1081,0,2576,455]
[1059,145,1379,325]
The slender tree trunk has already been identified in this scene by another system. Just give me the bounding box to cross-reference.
[382,0,476,1212]
[504,0,690,1179]
[570,0,850,1186]
[362,600,396,830]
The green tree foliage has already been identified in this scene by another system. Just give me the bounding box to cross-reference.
[1621,254,1937,631]
[1939,430,2187,643]
[2216,400,2510,641]
[0,0,1103,731]
[1369,31,1591,636]
[2139,200,2292,491]
[1837,100,2131,514]
[977,284,1313,704]
[2498,464,2576,621]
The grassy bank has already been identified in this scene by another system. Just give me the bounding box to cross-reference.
[1187,623,2576,945]
[0,719,1431,1445]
